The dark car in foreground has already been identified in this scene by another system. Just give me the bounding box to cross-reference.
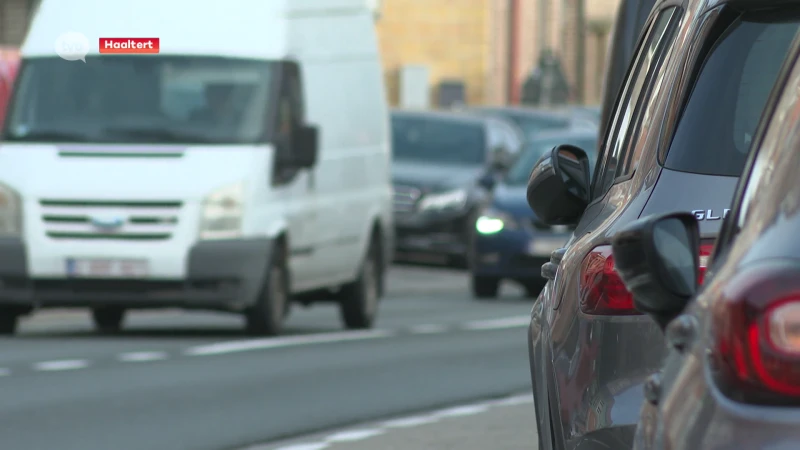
[470,128,598,299]
[612,20,800,450]
[390,109,522,267]
[462,106,572,141]
[525,0,800,449]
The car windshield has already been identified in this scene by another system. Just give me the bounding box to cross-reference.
[391,115,486,165]
[664,15,800,176]
[3,56,274,144]
[505,135,598,185]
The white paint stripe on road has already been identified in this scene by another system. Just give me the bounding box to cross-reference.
[325,429,383,442]
[33,359,89,371]
[491,394,533,407]
[185,330,395,356]
[273,444,329,450]
[408,324,449,334]
[461,315,531,331]
[432,404,489,418]
[381,415,439,428]
[118,351,169,362]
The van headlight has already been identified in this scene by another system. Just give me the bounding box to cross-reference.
[0,183,22,236]
[418,188,468,211]
[199,182,244,240]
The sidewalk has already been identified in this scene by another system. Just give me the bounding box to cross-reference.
[247,393,539,450]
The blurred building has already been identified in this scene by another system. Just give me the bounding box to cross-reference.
[376,0,620,107]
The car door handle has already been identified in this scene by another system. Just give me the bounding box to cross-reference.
[550,247,567,265]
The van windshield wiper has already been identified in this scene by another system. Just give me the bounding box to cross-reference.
[101,126,220,144]
[4,130,96,142]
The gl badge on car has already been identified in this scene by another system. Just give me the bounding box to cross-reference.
[691,209,731,221]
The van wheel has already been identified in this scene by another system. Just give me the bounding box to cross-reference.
[339,237,381,330]
[245,245,289,336]
[472,275,500,299]
[91,307,125,333]
[0,309,18,335]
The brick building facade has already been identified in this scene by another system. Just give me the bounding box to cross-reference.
[376,0,621,107]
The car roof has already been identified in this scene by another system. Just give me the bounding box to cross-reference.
[527,128,599,143]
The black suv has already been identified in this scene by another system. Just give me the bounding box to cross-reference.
[524,0,800,448]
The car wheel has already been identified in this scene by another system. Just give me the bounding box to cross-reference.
[0,309,18,335]
[472,275,500,299]
[91,307,126,334]
[245,244,289,336]
[340,235,381,329]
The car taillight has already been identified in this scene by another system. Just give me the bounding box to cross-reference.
[713,263,800,404]
[580,243,714,316]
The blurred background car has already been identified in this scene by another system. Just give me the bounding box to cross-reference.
[459,105,573,141]
[470,127,598,299]
[391,109,522,268]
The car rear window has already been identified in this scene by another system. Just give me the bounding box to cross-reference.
[391,114,486,165]
[663,15,800,177]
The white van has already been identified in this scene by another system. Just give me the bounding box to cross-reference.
[0,0,393,335]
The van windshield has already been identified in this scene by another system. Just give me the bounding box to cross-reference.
[3,56,274,144]
[391,115,487,165]
[663,15,800,176]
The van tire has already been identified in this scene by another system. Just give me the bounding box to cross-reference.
[91,307,125,333]
[472,275,500,299]
[339,236,381,330]
[245,244,289,336]
[0,310,18,335]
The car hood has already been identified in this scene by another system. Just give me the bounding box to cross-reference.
[490,183,534,218]
[391,160,484,191]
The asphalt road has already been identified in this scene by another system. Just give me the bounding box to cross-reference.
[0,265,535,450]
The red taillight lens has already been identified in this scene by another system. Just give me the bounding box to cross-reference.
[698,242,715,285]
[580,243,714,316]
[579,245,641,315]
[713,263,800,403]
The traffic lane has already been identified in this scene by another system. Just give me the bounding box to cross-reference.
[0,328,531,450]
[3,265,533,366]
[253,393,537,450]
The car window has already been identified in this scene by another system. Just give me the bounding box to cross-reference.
[391,115,486,165]
[664,15,800,177]
[505,135,598,185]
[594,7,678,197]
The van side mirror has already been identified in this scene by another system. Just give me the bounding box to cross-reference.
[526,144,590,225]
[293,124,318,168]
[611,212,701,331]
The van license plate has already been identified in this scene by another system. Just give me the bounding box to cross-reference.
[528,238,566,257]
[66,258,148,278]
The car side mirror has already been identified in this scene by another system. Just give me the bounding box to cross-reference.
[526,144,590,225]
[611,212,701,331]
[490,145,513,171]
[478,172,496,190]
[293,124,318,168]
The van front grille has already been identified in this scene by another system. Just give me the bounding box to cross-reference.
[39,199,182,241]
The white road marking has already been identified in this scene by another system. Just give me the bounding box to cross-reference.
[382,415,439,428]
[185,330,395,356]
[461,315,531,331]
[491,394,533,407]
[0,368,10,376]
[408,323,448,334]
[432,404,489,418]
[33,359,89,371]
[118,351,168,362]
[325,429,383,442]
[273,444,329,450]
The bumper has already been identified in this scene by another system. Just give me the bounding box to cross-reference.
[0,237,273,311]
[394,209,473,257]
[472,229,569,279]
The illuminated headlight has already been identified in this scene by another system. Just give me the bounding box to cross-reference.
[199,182,244,240]
[0,183,22,236]
[475,208,519,234]
[418,189,468,211]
